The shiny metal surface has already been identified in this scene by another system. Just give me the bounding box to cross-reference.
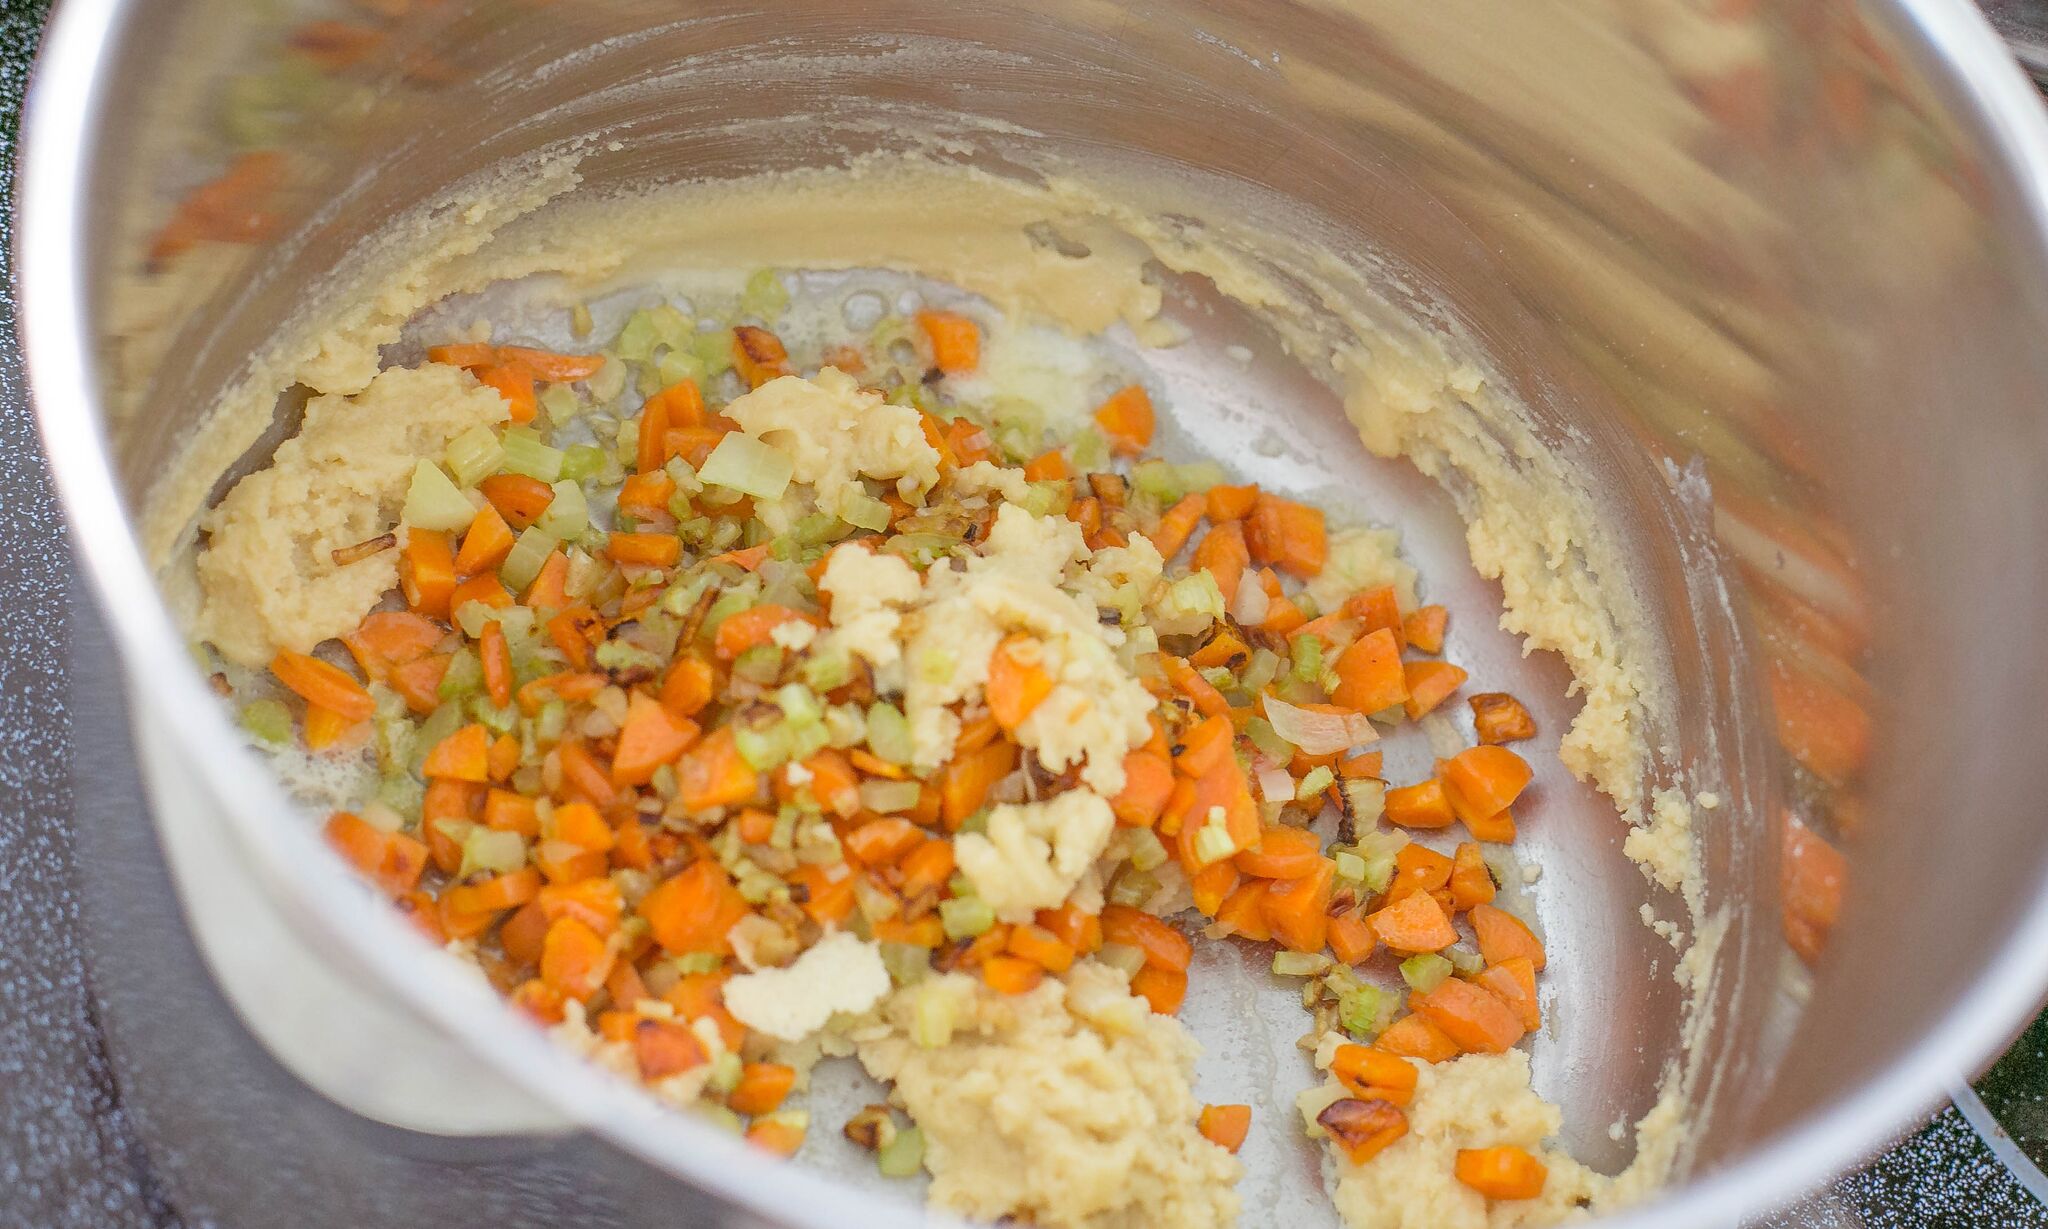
[19,1,2048,1227]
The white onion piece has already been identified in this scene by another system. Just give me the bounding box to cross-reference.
[1231,576,1271,626]
[1253,758,1296,803]
[1264,696,1378,756]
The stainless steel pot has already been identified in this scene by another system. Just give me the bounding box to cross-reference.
[20,1,2048,1226]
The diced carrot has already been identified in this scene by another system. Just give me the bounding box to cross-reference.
[662,971,745,1052]
[453,504,516,577]
[1190,860,1239,918]
[1402,605,1448,654]
[1455,1146,1548,1201]
[1368,891,1457,953]
[1163,655,1231,720]
[645,377,706,430]
[1110,750,1175,828]
[1476,957,1541,1032]
[612,693,703,786]
[539,916,612,1001]
[478,474,556,529]
[1130,965,1188,1014]
[1174,713,1237,780]
[538,877,624,937]
[1442,746,1533,825]
[301,704,361,752]
[444,867,542,918]
[497,902,548,966]
[373,648,443,712]
[940,739,1017,829]
[477,619,513,709]
[1331,628,1408,714]
[1328,911,1377,965]
[916,309,981,374]
[1464,806,1518,844]
[1198,1104,1252,1153]
[323,812,429,896]
[1256,569,1307,635]
[342,611,447,682]
[550,801,615,853]
[714,603,810,660]
[1331,1044,1418,1107]
[744,1117,805,1157]
[788,863,856,927]
[422,722,490,782]
[483,788,540,837]
[987,634,1055,733]
[1102,905,1192,972]
[477,363,538,424]
[533,843,608,885]
[635,1017,708,1081]
[1470,693,1536,745]
[1387,844,1454,903]
[608,532,680,569]
[1205,483,1259,522]
[732,325,791,388]
[1233,825,1325,880]
[422,776,485,824]
[1093,384,1155,455]
[1317,1098,1408,1165]
[1067,495,1103,540]
[843,817,924,866]
[1192,522,1249,605]
[1262,858,1336,953]
[523,549,570,610]
[1343,586,1404,644]
[429,344,606,383]
[728,1062,797,1116]
[546,606,604,670]
[1189,629,1250,671]
[618,471,677,518]
[660,654,717,718]
[448,572,512,614]
[1244,492,1327,577]
[640,859,750,956]
[872,913,946,948]
[1338,751,1385,780]
[1384,778,1457,829]
[1783,814,1847,964]
[675,727,761,812]
[1449,842,1496,911]
[982,954,1047,996]
[1214,880,1273,942]
[797,749,862,818]
[1470,904,1546,970]
[1172,757,1262,869]
[1036,905,1103,955]
[1375,1013,1461,1063]
[1022,449,1070,481]
[270,649,375,723]
[507,978,566,1024]
[556,741,620,809]
[666,426,732,468]
[486,732,520,782]
[897,838,956,901]
[1768,652,1869,788]
[732,806,776,845]
[1412,978,1525,1054]
[636,385,673,476]
[1150,493,1206,558]
[1402,661,1468,720]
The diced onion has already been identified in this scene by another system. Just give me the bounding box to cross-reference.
[1254,758,1295,804]
[1231,575,1271,625]
[1421,712,1463,760]
[402,460,479,531]
[1264,696,1378,756]
[699,432,795,499]
[860,779,923,814]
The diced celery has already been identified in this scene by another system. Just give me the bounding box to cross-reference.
[535,480,589,541]
[534,700,568,744]
[499,432,565,483]
[910,982,960,1048]
[1245,717,1291,763]
[879,941,931,987]
[1126,828,1169,873]
[1333,850,1368,883]
[864,702,913,765]
[539,384,581,426]
[1445,943,1486,977]
[239,698,292,746]
[595,640,663,674]
[438,648,483,700]
[402,461,478,531]
[733,644,783,685]
[733,722,792,772]
[877,1124,925,1178]
[1344,780,1388,831]
[1290,632,1324,683]
[1338,984,1396,1038]
[939,895,995,940]
[1273,951,1333,978]
[559,443,606,482]
[1069,427,1110,473]
[705,1050,744,1095]
[1108,868,1160,908]
[375,772,423,818]
[741,268,791,321]
[802,648,853,692]
[861,779,922,814]
[1400,953,1453,993]
[459,827,527,878]
[499,526,558,593]
[1152,570,1226,636]
[774,683,824,727]
[699,433,794,500]
[1296,766,1336,802]
[1097,942,1147,978]
[1192,821,1237,867]
[409,703,467,774]
[1243,647,1283,692]
[837,490,892,532]
[445,425,505,488]
[701,585,758,640]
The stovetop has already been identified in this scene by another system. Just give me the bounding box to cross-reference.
[4,3,2048,1226]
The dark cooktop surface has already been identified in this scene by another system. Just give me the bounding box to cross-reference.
[2,4,2045,1226]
